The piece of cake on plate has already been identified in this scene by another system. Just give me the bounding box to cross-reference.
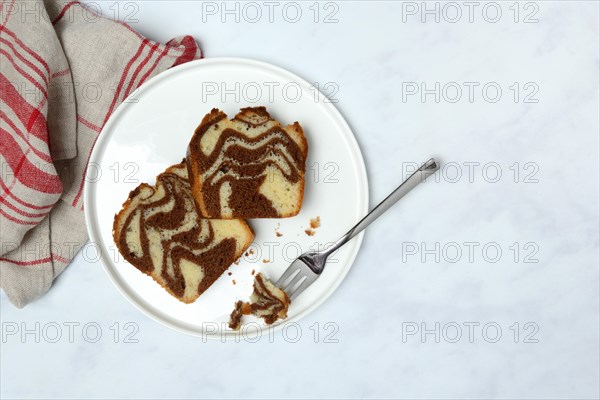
[187,107,308,219]
[113,161,254,303]
[228,273,290,330]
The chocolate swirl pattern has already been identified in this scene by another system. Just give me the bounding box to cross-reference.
[113,162,254,303]
[187,107,308,219]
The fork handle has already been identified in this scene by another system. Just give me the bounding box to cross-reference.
[325,158,439,256]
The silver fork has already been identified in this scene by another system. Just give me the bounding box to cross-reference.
[276,158,440,299]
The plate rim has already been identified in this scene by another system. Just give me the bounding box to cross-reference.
[83,57,369,339]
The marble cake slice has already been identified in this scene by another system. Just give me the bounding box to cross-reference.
[113,161,254,303]
[228,273,291,330]
[186,107,308,219]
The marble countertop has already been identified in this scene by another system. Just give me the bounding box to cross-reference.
[2,1,598,399]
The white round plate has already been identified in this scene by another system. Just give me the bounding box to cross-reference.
[84,58,368,339]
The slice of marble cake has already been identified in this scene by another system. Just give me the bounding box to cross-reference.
[113,161,254,303]
[186,107,308,219]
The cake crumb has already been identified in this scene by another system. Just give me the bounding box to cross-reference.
[228,272,232,276]
[234,260,240,265]
[244,251,249,257]
[251,269,255,275]
[262,259,270,263]
[228,301,244,330]
[232,279,236,285]
[275,223,283,237]
[310,216,321,229]
[304,216,320,236]
[249,249,255,255]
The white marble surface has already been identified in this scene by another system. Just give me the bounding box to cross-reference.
[2,1,599,398]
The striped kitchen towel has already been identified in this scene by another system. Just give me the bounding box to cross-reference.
[0,0,202,307]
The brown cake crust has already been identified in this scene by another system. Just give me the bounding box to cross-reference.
[186,107,308,219]
[113,161,254,303]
